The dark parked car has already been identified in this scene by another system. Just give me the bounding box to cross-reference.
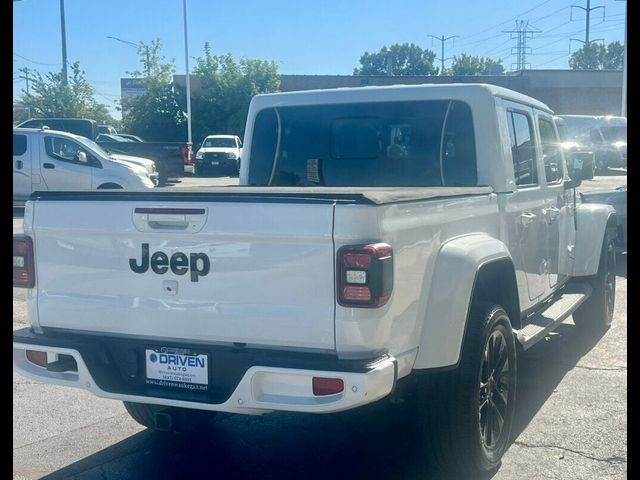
[557,115,627,173]
[117,134,144,142]
[554,116,595,180]
[98,125,118,135]
[18,118,98,142]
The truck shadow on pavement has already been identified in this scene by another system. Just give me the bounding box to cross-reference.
[41,258,625,480]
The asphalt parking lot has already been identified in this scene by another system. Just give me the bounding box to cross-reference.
[13,172,627,479]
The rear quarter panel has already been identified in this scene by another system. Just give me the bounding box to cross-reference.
[333,194,501,365]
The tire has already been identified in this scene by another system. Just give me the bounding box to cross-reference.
[156,164,169,186]
[123,401,216,434]
[573,233,616,331]
[417,303,517,475]
[97,183,123,189]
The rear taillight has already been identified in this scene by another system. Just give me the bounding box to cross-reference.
[337,243,393,308]
[181,145,193,165]
[13,235,35,288]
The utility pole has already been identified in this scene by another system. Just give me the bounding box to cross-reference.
[428,35,458,75]
[60,0,68,84]
[571,0,605,45]
[18,67,31,95]
[503,21,539,71]
[18,67,32,117]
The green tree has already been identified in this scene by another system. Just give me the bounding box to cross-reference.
[354,43,438,75]
[120,39,187,141]
[603,41,624,69]
[190,42,280,143]
[569,41,623,70]
[449,54,505,75]
[17,62,115,123]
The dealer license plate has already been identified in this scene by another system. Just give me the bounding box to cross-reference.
[145,348,209,388]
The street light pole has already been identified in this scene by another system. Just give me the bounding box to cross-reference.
[183,0,192,147]
[60,0,68,84]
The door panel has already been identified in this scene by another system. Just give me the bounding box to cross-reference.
[503,189,547,304]
[40,136,93,191]
[537,114,575,290]
[504,105,547,303]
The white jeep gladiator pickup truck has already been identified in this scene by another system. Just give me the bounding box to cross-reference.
[13,84,617,475]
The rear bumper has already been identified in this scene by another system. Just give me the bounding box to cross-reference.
[13,328,397,415]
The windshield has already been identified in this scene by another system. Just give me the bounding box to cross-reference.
[203,138,236,148]
[599,126,626,142]
[248,100,478,187]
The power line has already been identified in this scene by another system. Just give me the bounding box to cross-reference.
[460,0,554,41]
[535,52,572,68]
[529,4,573,24]
[13,52,60,66]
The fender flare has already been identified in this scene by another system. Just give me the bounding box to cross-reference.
[573,203,616,277]
[413,233,516,370]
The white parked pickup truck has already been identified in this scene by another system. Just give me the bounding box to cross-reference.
[13,84,617,476]
[190,134,243,176]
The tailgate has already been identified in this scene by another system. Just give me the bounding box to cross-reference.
[31,198,337,350]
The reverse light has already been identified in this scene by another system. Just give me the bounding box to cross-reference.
[312,377,345,396]
[13,235,35,288]
[337,243,393,308]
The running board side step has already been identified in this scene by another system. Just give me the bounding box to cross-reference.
[514,283,593,351]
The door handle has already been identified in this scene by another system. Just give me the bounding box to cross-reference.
[542,207,560,223]
[520,211,537,227]
[15,160,23,170]
[43,163,55,169]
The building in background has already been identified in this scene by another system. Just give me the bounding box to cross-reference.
[121,70,623,117]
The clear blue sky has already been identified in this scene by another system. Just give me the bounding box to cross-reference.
[13,0,626,119]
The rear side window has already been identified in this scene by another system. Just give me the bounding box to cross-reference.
[248,100,477,187]
[13,134,27,156]
[538,117,563,184]
[507,111,538,186]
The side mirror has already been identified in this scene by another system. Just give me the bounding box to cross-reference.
[76,151,88,164]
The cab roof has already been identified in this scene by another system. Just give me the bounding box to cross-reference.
[251,83,552,113]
